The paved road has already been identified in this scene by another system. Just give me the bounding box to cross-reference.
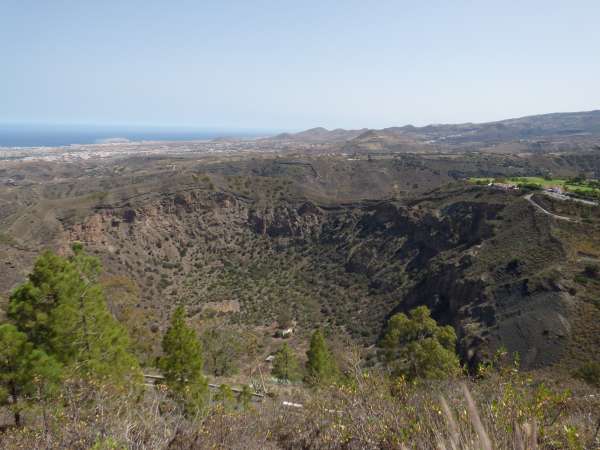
[543,190,598,206]
[524,193,577,222]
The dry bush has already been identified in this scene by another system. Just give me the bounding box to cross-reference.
[0,371,599,449]
[267,372,599,450]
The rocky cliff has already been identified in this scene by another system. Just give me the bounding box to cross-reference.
[63,184,579,370]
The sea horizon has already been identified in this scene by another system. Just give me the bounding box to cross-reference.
[0,123,276,148]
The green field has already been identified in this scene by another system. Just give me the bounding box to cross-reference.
[468,176,600,198]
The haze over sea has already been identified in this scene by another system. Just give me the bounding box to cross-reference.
[0,124,271,148]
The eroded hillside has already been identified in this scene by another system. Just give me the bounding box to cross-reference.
[60,184,596,370]
[2,153,600,371]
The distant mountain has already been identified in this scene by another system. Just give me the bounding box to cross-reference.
[277,110,600,151]
[399,110,600,144]
[273,127,368,143]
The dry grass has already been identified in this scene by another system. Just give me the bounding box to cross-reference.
[2,369,597,450]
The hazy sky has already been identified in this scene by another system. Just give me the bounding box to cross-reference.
[2,0,599,130]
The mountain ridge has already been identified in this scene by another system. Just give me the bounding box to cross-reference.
[272,110,600,147]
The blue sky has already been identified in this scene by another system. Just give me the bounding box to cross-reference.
[1,0,599,130]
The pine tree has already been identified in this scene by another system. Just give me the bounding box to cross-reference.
[305,329,338,385]
[238,385,253,410]
[0,324,61,426]
[380,305,460,381]
[7,250,70,348]
[214,384,235,410]
[8,247,141,385]
[271,343,301,382]
[158,306,208,415]
[102,275,156,365]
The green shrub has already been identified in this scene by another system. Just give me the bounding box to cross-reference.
[574,361,600,387]
[517,182,542,191]
[381,305,461,381]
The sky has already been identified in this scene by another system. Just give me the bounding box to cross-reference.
[1,0,600,131]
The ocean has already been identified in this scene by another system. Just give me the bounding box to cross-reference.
[0,124,270,148]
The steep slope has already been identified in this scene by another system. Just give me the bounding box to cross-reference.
[62,182,596,370]
[2,155,600,372]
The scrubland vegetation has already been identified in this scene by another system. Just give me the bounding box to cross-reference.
[0,248,599,449]
[3,151,600,449]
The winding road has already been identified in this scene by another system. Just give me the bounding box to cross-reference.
[524,193,577,222]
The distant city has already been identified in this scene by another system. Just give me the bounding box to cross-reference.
[0,123,274,148]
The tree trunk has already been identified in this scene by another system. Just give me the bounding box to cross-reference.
[10,382,21,427]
